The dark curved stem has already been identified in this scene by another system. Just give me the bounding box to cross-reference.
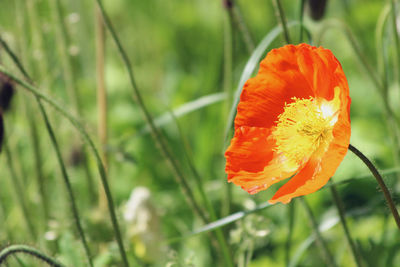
[299,0,306,42]
[226,0,255,54]
[0,245,65,267]
[349,144,400,229]
[272,0,291,44]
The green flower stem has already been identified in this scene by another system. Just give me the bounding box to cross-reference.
[25,0,50,87]
[317,20,400,127]
[227,0,255,54]
[285,201,295,267]
[13,1,50,226]
[375,5,400,180]
[0,245,65,267]
[24,100,50,222]
[390,0,400,92]
[48,0,97,204]
[299,198,337,267]
[222,1,234,219]
[329,180,364,267]
[170,111,234,267]
[349,144,400,229]
[95,4,110,210]
[299,0,306,42]
[0,65,131,267]
[0,36,94,266]
[95,0,208,224]
[48,0,79,111]
[37,100,94,267]
[3,142,37,240]
[272,0,291,44]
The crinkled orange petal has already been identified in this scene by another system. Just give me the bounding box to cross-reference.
[225,43,351,202]
[234,45,314,129]
[296,44,348,101]
[225,126,296,194]
[269,97,351,204]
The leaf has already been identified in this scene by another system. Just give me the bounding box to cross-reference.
[167,167,400,243]
[139,92,227,135]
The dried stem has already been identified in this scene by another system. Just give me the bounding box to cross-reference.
[95,4,109,212]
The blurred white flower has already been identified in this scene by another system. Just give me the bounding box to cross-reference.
[68,13,80,24]
[123,186,164,263]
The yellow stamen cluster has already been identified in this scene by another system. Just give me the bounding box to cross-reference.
[272,97,334,166]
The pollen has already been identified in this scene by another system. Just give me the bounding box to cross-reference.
[272,96,337,166]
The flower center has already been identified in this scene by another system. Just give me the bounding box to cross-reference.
[272,96,337,167]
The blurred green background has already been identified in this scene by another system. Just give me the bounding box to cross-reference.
[0,0,400,266]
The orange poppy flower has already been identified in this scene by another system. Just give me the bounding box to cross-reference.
[225,43,351,204]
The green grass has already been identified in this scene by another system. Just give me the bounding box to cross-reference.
[0,0,400,266]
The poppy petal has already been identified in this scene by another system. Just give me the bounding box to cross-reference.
[268,110,351,204]
[297,45,346,102]
[225,126,296,194]
[234,45,314,129]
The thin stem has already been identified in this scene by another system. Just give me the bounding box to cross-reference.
[228,0,255,54]
[390,0,400,90]
[299,198,337,267]
[0,66,131,266]
[37,100,94,267]
[3,142,37,240]
[222,0,234,218]
[24,98,50,222]
[11,2,51,226]
[49,0,79,111]
[25,0,50,87]
[1,35,94,266]
[95,0,208,223]
[285,201,295,267]
[95,4,109,212]
[299,0,306,42]
[329,180,364,267]
[349,144,400,229]
[318,20,400,128]
[375,4,400,177]
[0,245,65,267]
[0,194,12,240]
[48,0,97,204]
[272,0,291,44]
[169,110,234,267]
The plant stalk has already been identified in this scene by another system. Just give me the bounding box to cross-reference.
[299,198,337,267]
[95,0,208,224]
[329,180,364,267]
[0,245,65,267]
[349,144,400,229]
[0,65,131,267]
